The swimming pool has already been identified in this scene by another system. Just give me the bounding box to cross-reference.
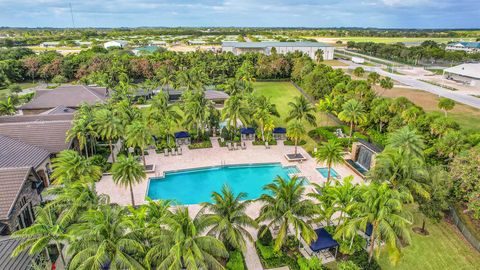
[316,167,340,179]
[147,163,297,205]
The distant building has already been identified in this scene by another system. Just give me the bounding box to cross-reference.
[75,41,92,47]
[39,42,60,48]
[104,40,128,49]
[443,63,480,87]
[222,42,334,60]
[187,40,207,46]
[148,40,167,46]
[19,85,107,115]
[446,42,480,53]
[132,46,162,56]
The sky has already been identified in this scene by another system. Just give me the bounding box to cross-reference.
[0,0,479,29]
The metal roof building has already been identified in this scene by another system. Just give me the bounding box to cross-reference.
[444,63,480,87]
[222,42,334,60]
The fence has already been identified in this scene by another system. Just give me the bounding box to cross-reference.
[450,207,480,251]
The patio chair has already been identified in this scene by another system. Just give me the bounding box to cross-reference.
[227,142,233,151]
[265,141,270,149]
[234,142,239,150]
[178,147,182,155]
[164,148,169,156]
[241,141,246,150]
[171,148,177,156]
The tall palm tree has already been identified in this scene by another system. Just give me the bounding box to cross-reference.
[51,150,102,184]
[222,94,249,138]
[68,205,145,270]
[12,207,68,266]
[337,99,366,142]
[253,96,279,141]
[387,126,425,159]
[308,182,336,226]
[200,185,258,250]
[67,118,91,157]
[315,139,344,183]
[111,155,146,206]
[182,90,213,141]
[94,109,122,163]
[345,182,412,264]
[329,176,359,226]
[379,77,394,96]
[286,95,317,126]
[146,207,228,270]
[286,120,305,155]
[125,120,153,166]
[257,176,317,251]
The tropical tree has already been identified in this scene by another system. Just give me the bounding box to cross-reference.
[146,207,228,270]
[308,182,336,225]
[337,99,366,141]
[379,77,394,96]
[257,176,317,251]
[286,120,305,155]
[352,67,365,77]
[315,139,344,183]
[367,72,380,86]
[12,207,68,266]
[182,90,214,141]
[315,49,324,62]
[329,176,359,226]
[51,150,102,184]
[111,154,146,206]
[200,185,258,250]
[125,120,153,166]
[94,109,122,163]
[68,205,145,270]
[253,96,279,141]
[67,118,92,157]
[286,95,316,126]
[222,94,249,138]
[437,97,455,117]
[346,182,412,264]
[316,95,336,125]
[387,126,425,159]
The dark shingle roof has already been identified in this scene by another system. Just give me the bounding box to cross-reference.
[0,135,50,169]
[0,121,72,154]
[40,105,77,115]
[0,167,32,220]
[0,237,35,270]
[19,85,107,110]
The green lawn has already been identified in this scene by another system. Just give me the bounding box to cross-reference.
[252,81,329,151]
[0,82,38,99]
[308,36,476,44]
[378,207,480,270]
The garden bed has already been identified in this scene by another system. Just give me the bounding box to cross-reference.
[252,140,277,146]
[188,140,213,149]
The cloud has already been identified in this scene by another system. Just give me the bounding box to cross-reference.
[0,0,478,28]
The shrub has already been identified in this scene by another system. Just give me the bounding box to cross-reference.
[51,75,67,84]
[348,250,381,270]
[256,241,277,260]
[257,225,273,246]
[284,140,307,146]
[297,257,323,270]
[252,140,277,146]
[226,250,246,270]
[338,261,361,270]
[90,154,110,173]
[188,141,212,149]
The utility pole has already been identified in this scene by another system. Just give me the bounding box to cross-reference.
[69,3,75,28]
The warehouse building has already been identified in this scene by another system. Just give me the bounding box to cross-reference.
[443,63,480,87]
[222,42,334,60]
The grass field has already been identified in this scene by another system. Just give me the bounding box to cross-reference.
[308,36,476,44]
[0,82,38,99]
[378,207,480,270]
[252,81,330,151]
[320,60,349,67]
[377,87,480,130]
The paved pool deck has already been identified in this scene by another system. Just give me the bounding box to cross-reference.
[96,137,364,269]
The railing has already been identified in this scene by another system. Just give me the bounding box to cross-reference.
[450,207,480,251]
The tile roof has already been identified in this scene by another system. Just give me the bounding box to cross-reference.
[222,41,332,48]
[0,237,35,270]
[0,167,32,220]
[0,114,73,123]
[0,120,72,153]
[39,105,77,115]
[19,85,107,110]
[0,135,50,169]
[205,90,229,101]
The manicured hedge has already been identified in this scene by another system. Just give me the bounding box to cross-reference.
[188,141,213,149]
[252,140,278,146]
[284,140,307,146]
[226,250,246,270]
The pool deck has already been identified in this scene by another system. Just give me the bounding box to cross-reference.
[96,137,363,269]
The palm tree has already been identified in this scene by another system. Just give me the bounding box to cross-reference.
[200,185,258,250]
[94,109,122,163]
[346,182,412,263]
[387,126,425,159]
[308,182,336,226]
[352,67,365,77]
[51,150,102,184]
[222,94,249,138]
[316,96,335,125]
[68,205,145,270]
[67,118,91,157]
[0,96,17,115]
[286,120,305,155]
[315,49,324,62]
[367,72,380,86]
[257,176,317,251]
[111,155,146,206]
[379,77,394,96]
[125,120,153,166]
[437,97,455,117]
[253,96,279,142]
[286,95,316,126]
[182,90,213,141]
[337,99,366,142]
[12,207,68,266]
[315,139,344,183]
[329,176,359,226]
[146,207,228,270]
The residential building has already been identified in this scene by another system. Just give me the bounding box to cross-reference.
[104,40,128,49]
[446,42,480,53]
[19,85,107,115]
[443,63,480,87]
[222,42,334,60]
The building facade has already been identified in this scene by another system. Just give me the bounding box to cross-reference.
[443,63,480,87]
[446,42,480,53]
[222,42,334,60]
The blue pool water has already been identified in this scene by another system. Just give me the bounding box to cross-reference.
[147,163,295,205]
[316,167,340,179]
